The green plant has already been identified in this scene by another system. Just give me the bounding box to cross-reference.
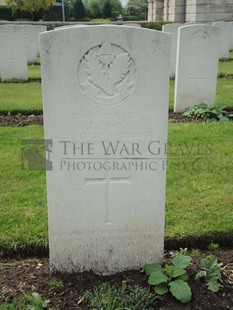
[0,300,27,310]
[191,249,201,257]
[218,72,226,78]
[23,292,50,309]
[183,104,229,122]
[84,283,121,310]
[84,283,157,310]
[143,21,165,31]
[145,255,192,303]
[122,285,157,310]
[207,242,219,251]
[195,255,222,292]
[72,0,86,19]
[170,248,188,258]
[48,280,63,293]
[5,0,55,20]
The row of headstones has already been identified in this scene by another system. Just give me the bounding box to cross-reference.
[0,24,47,81]
[163,21,233,78]
[39,23,231,275]
[162,21,233,112]
[0,23,141,82]
[1,22,232,113]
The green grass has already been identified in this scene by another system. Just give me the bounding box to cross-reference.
[218,60,233,75]
[169,77,233,110]
[0,83,42,112]
[0,123,232,254]
[0,126,47,253]
[169,79,175,110]
[166,122,233,237]
[1,77,231,113]
[28,64,41,80]
[215,78,233,108]
[1,57,233,113]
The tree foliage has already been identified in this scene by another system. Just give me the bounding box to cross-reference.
[5,0,55,15]
[73,0,86,19]
[103,0,112,18]
[85,0,122,18]
[125,0,147,20]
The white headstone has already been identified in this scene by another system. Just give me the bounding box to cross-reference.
[40,25,170,275]
[0,25,28,81]
[162,23,182,78]
[228,22,233,51]
[124,24,141,27]
[212,21,230,59]
[54,25,86,31]
[24,25,39,63]
[35,25,47,56]
[174,24,219,112]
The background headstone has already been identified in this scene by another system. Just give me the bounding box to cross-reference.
[40,25,170,275]
[174,24,219,112]
[124,24,141,27]
[35,25,47,56]
[212,21,230,59]
[0,25,28,81]
[162,23,183,78]
[24,25,39,63]
[227,22,233,51]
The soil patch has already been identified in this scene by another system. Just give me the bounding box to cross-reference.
[0,113,207,127]
[1,110,233,126]
[0,114,43,127]
[1,111,233,126]
[0,250,232,310]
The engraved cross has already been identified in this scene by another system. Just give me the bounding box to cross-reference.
[188,67,206,99]
[85,174,130,225]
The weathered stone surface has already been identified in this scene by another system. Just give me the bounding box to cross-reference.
[212,21,230,59]
[174,24,219,112]
[162,23,183,77]
[40,25,170,275]
[148,0,233,22]
[0,25,28,81]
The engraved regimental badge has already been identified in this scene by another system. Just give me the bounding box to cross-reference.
[191,31,209,52]
[78,41,136,106]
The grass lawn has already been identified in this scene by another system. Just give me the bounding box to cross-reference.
[0,83,42,113]
[216,78,233,108]
[218,60,233,75]
[0,58,233,113]
[0,123,232,254]
[28,65,41,80]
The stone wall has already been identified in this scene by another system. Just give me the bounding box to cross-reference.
[186,0,233,22]
[148,0,233,22]
[164,0,185,22]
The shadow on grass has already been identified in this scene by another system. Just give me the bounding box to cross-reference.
[0,231,232,259]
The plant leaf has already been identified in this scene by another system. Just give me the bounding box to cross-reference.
[164,263,173,275]
[169,279,192,303]
[154,284,169,295]
[179,272,189,282]
[195,270,206,281]
[148,271,168,286]
[201,256,217,269]
[173,268,186,278]
[145,263,163,276]
[172,255,192,269]
[219,116,229,122]
[207,278,220,293]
